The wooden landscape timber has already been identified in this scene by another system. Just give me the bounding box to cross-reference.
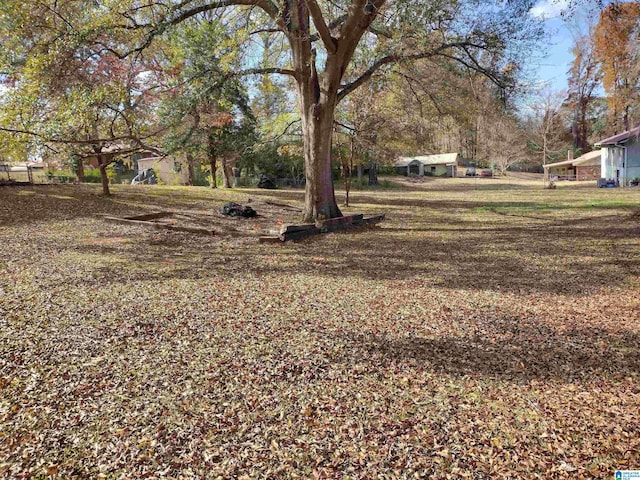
[360,214,386,225]
[104,211,385,243]
[263,200,303,212]
[316,214,364,231]
[269,213,385,242]
[103,212,215,236]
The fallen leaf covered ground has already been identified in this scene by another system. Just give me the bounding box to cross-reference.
[1,178,639,479]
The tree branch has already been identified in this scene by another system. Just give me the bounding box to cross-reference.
[334,120,357,133]
[262,119,302,144]
[436,51,503,88]
[166,0,278,27]
[0,126,163,147]
[108,0,287,59]
[249,28,284,35]
[337,42,499,103]
[337,0,385,47]
[305,0,337,54]
[236,67,298,79]
[393,70,443,116]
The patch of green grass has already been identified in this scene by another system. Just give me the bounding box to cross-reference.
[580,199,640,209]
[473,203,558,214]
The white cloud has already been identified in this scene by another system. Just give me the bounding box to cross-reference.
[531,0,570,19]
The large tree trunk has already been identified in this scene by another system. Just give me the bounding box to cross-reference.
[76,156,85,183]
[623,105,630,132]
[287,0,341,222]
[222,159,233,188]
[98,159,110,196]
[295,46,343,221]
[207,136,217,189]
[299,87,342,221]
[368,162,379,185]
[185,153,195,186]
[345,136,355,206]
[286,0,381,221]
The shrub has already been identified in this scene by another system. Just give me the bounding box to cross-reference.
[235,176,258,187]
[106,168,117,184]
[83,170,102,183]
[377,163,396,175]
[193,165,210,187]
[56,175,73,183]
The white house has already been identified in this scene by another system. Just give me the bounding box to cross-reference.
[595,126,640,186]
[395,153,459,177]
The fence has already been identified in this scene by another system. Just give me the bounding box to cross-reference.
[0,166,47,184]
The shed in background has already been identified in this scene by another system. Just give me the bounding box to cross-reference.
[395,153,459,177]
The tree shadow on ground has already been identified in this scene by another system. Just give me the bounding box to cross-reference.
[5,184,640,296]
[63,212,640,297]
[333,320,640,383]
[0,186,140,227]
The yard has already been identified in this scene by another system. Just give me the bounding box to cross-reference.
[1,177,639,478]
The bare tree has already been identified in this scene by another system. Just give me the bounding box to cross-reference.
[526,87,570,166]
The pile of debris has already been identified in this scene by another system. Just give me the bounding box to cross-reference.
[219,202,257,218]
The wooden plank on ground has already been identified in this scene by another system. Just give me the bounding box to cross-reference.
[264,200,303,211]
[316,214,364,229]
[104,216,215,235]
[279,227,321,242]
[164,224,215,235]
[123,211,173,221]
[104,216,154,227]
[259,236,283,244]
[362,214,385,225]
[276,213,384,241]
[279,223,317,235]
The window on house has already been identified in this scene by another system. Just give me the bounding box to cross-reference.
[173,162,182,173]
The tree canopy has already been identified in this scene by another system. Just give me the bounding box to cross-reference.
[593,2,640,133]
[1,0,543,216]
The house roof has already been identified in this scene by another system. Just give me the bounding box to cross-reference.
[395,158,420,167]
[595,126,640,147]
[396,153,459,167]
[543,158,574,169]
[543,150,601,170]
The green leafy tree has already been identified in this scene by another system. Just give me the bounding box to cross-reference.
[1,0,542,218]
[0,2,165,194]
[158,21,256,188]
